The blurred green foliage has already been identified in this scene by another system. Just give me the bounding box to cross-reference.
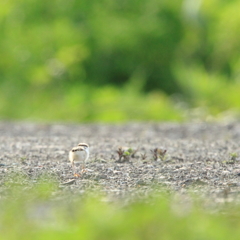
[2,178,240,240]
[1,0,240,121]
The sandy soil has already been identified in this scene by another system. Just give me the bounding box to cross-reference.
[0,121,240,203]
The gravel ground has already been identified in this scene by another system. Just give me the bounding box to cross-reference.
[1,121,240,204]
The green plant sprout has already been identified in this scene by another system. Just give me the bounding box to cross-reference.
[151,148,167,161]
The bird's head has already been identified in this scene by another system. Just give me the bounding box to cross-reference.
[78,143,89,150]
[77,143,89,155]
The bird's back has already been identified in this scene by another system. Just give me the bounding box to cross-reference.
[69,149,87,163]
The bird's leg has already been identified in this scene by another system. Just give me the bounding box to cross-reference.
[81,163,94,173]
[72,161,81,178]
[80,163,87,173]
[72,161,75,174]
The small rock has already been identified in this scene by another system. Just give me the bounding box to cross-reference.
[61,179,76,185]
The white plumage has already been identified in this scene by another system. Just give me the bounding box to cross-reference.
[69,143,89,176]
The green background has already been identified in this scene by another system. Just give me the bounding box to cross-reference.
[1,0,240,122]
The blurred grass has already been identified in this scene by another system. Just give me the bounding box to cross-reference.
[0,81,183,122]
[2,179,240,240]
[174,65,240,119]
[1,76,240,122]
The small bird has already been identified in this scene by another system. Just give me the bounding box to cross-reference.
[69,143,89,177]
